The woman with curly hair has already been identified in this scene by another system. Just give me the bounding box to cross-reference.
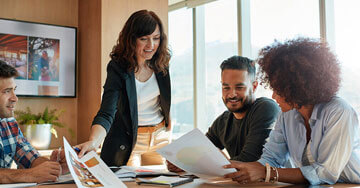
[224,38,360,185]
[76,10,172,167]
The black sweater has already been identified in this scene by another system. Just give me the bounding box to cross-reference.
[206,97,280,162]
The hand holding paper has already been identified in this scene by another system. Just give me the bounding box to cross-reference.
[63,137,127,188]
[157,128,236,179]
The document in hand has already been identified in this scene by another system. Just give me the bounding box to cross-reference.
[157,128,236,179]
[63,137,127,188]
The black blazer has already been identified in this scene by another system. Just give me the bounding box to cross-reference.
[92,59,171,166]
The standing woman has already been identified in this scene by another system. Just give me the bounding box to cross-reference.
[77,10,171,167]
[224,38,360,185]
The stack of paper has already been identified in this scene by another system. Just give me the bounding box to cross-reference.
[114,166,177,178]
[137,176,193,187]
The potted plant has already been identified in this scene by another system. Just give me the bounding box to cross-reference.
[14,107,74,149]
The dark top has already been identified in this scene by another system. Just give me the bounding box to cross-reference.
[92,59,171,166]
[206,97,280,162]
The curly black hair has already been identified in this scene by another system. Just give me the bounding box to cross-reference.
[257,38,341,107]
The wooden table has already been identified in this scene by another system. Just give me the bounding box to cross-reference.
[29,165,360,187]
[33,180,360,188]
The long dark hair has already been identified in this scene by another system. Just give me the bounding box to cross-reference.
[110,10,170,74]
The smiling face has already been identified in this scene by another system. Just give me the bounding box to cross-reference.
[221,69,257,118]
[135,25,161,64]
[0,77,18,118]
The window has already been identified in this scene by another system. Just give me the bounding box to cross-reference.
[250,0,320,98]
[334,0,360,115]
[168,0,359,137]
[168,8,194,138]
[203,0,238,131]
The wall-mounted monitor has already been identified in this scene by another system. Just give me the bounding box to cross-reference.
[0,18,77,97]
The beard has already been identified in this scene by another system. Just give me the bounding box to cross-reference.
[223,91,254,113]
[0,108,14,118]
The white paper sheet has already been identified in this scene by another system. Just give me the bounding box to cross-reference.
[38,173,74,185]
[157,128,236,179]
[114,165,177,178]
[63,137,127,188]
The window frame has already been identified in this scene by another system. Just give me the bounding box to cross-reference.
[169,0,344,132]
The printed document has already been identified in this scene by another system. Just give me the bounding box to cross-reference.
[157,128,236,179]
[63,137,127,188]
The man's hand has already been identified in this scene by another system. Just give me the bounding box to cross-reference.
[166,160,184,173]
[50,149,69,175]
[223,161,265,184]
[26,161,61,183]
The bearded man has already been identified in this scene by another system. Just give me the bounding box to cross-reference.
[167,56,280,172]
[205,55,280,162]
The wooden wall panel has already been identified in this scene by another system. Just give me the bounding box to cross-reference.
[0,0,78,27]
[77,0,102,144]
[0,0,79,147]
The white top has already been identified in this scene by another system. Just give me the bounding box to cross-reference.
[135,72,164,126]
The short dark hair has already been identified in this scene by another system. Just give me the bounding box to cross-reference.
[220,56,255,81]
[0,60,18,78]
[257,37,340,107]
[110,10,171,74]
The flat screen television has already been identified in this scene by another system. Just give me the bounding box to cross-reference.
[0,18,77,97]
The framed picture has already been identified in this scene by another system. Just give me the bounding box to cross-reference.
[0,18,77,97]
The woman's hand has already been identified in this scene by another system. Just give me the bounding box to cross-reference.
[75,124,107,158]
[75,140,99,158]
[223,161,266,184]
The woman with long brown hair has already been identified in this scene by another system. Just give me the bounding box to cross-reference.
[77,9,172,167]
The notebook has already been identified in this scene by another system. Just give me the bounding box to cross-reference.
[111,166,178,178]
[136,176,193,187]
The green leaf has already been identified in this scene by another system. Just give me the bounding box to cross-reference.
[14,106,71,139]
[38,118,45,124]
